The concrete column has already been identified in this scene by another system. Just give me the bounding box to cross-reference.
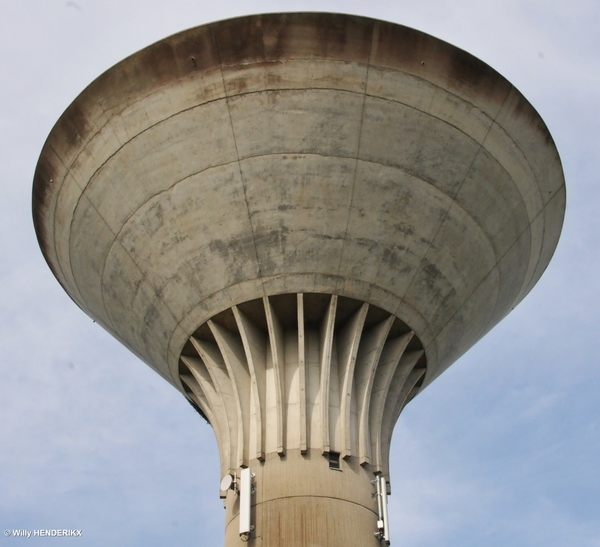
[224,451,382,547]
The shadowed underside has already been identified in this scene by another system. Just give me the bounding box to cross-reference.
[33,13,565,398]
[32,12,565,547]
[180,293,425,479]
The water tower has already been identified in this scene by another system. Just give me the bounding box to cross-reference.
[33,13,565,546]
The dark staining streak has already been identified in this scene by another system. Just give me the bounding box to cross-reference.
[32,154,56,212]
[217,13,373,67]
[507,90,556,147]
[266,72,284,88]
[142,304,164,338]
[216,15,267,66]
[209,238,232,258]
[372,23,427,70]
[209,235,258,284]
[173,27,220,74]
[374,20,511,107]
[59,101,90,149]
[139,40,180,87]
[353,237,375,248]
[154,284,165,300]
[423,261,443,282]
[93,26,220,117]
[227,76,248,95]
[32,154,59,258]
[430,285,461,330]
[256,226,291,248]
[447,47,509,102]
[316,233,336,241]
[393,222,414,237]
[382,247,411,276]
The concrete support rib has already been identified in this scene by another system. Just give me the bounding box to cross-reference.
[297,294,308,455]
[233,307,267,462]
[263,296,286,456]
[338,303,369,459]
[180,356,226,467]
[209,321,251,468]
[189,337,238,475]
[181,293,425,477]
[356,315,395,465]
[319,295,338,455]
[180,370,213,423]
[369,333,415,473]
[380,352,425,477]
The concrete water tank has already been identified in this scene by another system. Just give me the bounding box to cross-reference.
[33,13,565,546]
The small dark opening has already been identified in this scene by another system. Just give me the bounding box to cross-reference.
[328,451,341,470]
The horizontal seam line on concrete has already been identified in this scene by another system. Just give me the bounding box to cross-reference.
[53,82,545,311]
[49,84,551,385]
[421,187,563,375]
[224,494,378,527]
[97,147,506,307]
[165,272,432,382]
[45,57,551,285]
[66,143,504,387]
[400,92,510,387]
[51,80,514,248]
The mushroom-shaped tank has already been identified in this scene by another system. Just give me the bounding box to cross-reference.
[33,13,565,547]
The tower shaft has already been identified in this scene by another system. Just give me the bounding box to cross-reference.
[224,451,379,547]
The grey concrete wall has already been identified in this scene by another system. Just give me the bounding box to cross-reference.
[33,11,565,455]
[223,451,381,547]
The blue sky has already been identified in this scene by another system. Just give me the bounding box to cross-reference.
[1,1,599,545]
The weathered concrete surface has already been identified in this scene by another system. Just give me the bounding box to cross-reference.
[33,12,566,546]
[33,13,565,393]
[223,451,381,547]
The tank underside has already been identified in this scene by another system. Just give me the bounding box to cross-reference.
[33,14,565,396]
[181,293,425,479]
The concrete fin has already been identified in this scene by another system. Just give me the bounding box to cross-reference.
[189,337,239,474]
[263,296,286,456]
[337,303,369,459]
[297,294,308,454]
[180,371,212,421]
[233,306,267,461]
[181,354,215,389]
[319,294,338,454]
[190,336,229,377]
[354,315,395,465]
[209,321,252,468]
[380,352,425,475]
[369,333,414,472]
[180,367,231,476]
